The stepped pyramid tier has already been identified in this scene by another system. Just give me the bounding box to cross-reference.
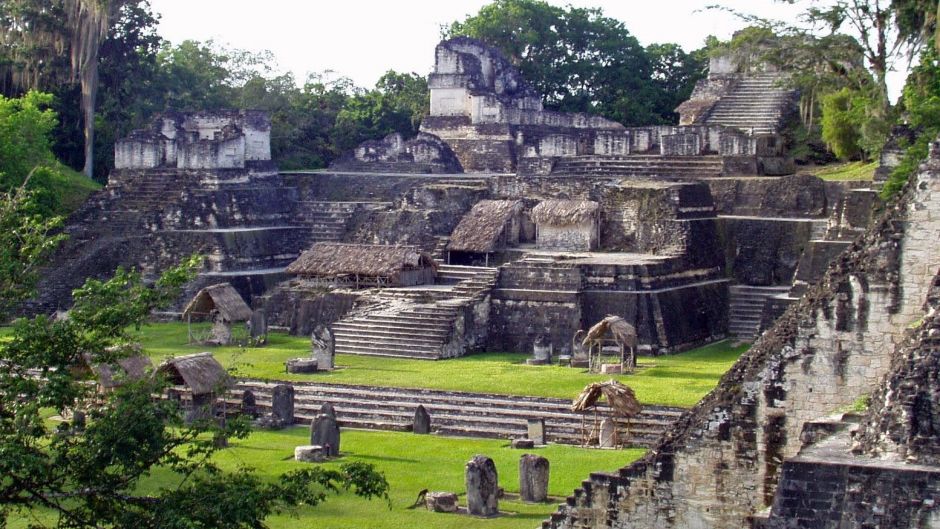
[27,111,376,314]
[228,380,685,447]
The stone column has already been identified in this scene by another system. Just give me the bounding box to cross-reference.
[465,455,499,516]
[599,418,617,448]
[527,418,546,445]
[519,454,550,502]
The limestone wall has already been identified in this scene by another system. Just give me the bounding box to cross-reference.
[544,138,940,529]
[537,222,596,251]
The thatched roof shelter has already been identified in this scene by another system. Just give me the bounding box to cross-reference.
[571,379,641,417]
[448,200,524,253]
[285,243,436,286]
[182,283,252,322]
[157,352,232,396]
[582,315,636,347]
[92,354,153,389]
[531,199,600,225]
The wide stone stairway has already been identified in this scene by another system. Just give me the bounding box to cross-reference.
[230,379,684,448]
[550,154,723,178]
[330,265,499,359]
[728,284,792,341]
[705,73,796,135]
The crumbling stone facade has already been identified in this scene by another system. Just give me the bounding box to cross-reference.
[543,138,940,529]
[329,132,463,173]
[114,110,271,172]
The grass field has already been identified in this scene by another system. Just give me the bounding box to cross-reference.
[812,160,877,181]
[137,322,746,408]
[8,427,644,529]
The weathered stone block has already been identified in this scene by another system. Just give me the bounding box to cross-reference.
[310,413,340,456]
[294,445,327,462]
[465,455,499,516]
[413,405,431,434]
[425,491,459,513]
[519,454,550,502]
[285,358,318,373]
[511,438,535,449]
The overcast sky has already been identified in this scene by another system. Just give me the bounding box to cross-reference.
[150,0,907,99]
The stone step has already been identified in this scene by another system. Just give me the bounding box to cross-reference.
[231,380,684,447]
[331,341,444,359]
[332,329,446,347]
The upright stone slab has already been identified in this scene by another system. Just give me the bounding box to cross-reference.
[310,413,341,456]
[241,389,257,418]
[413,405,431,434]
[249,309,267,341]
[271,384,295,426]
[71,410,86,432]
[519,454,550,502]
[599,418,617,448]
[311,325,335,371]
[320,402,337,419]
[527,418,546,445]
[465,455,499,517]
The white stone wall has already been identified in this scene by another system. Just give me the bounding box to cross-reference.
[537,221,596,251]
[430,87,469,116]
[244,125,270,161]
[595,131,631,155]
[538,135,579,157]
[114,140,164,169]
[177,136,246,169]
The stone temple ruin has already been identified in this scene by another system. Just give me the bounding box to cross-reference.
[28,35,940,527]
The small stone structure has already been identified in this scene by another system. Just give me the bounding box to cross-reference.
[425,492,459,513]
[240,389,257,418]
[285,358,317,373]
[182,283,253,346]
[465,455,499,517]
[421,37,627,173]
[286,242,436,288]
[310,413,341,457]
[527,336,552,365]
[413,405,431,434]
[256,383,294,428]
[519,454,550,502]
[531,200,601,252]
[527,418,546,446]
[114,109,271,171]
[311,325,334,370]
[512,438,535,449]
[294,445,327,463]
[331,132,463,173]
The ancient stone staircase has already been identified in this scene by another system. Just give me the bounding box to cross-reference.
[229,379,685,448]
[550,155,723,178]
[705,73,796,135]
[330,265,499,359]
[295,201,359,242]
[728,284,792,341]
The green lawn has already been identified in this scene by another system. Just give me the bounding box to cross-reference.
[8,427,644,529]
[813,160,877,181]
[138,322,746,408]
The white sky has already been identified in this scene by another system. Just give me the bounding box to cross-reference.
[150,0,907,99]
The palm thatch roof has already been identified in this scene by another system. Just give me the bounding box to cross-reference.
[157,352,232,396]
[285,242,436,278]
[448,200,523,253]
[182,283,252,322]
[571,379,641,417]
[92,354,153,389]
[582,315,636,347]
[531,199,599,225]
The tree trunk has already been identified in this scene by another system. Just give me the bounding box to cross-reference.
[81,61,97,178]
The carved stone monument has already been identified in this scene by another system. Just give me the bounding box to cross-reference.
[465,455,499,516]
[519,454,550,502]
